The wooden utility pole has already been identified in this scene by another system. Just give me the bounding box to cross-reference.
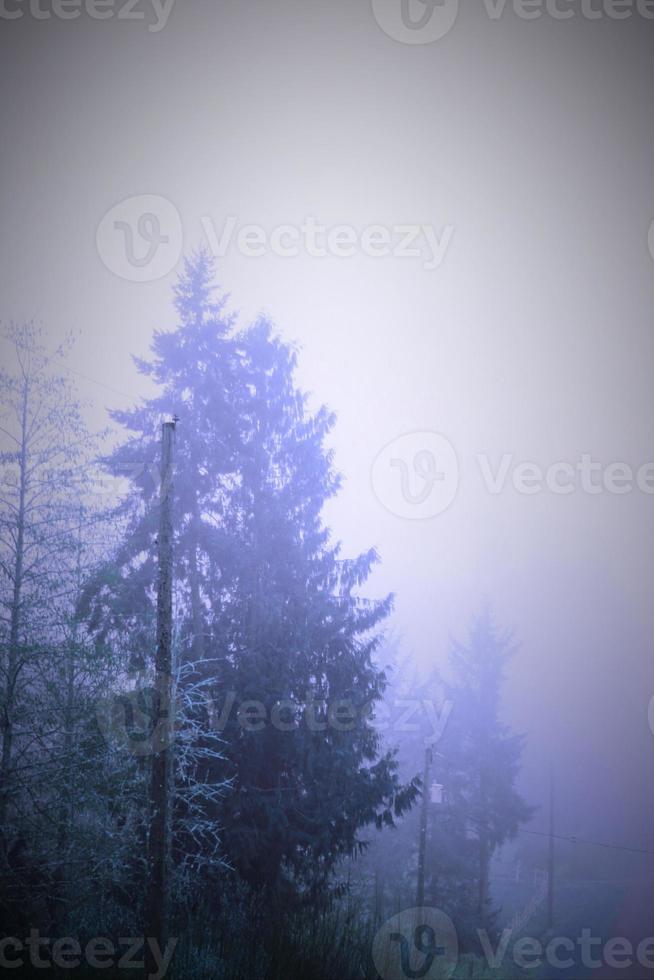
[478,770,489,928]
[373,868,382,926]
[416,745,432,907]
[146,420,176,975]
[547,765,555,929]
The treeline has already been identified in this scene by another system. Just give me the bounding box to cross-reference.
[342,617,534,952]
[0,254,531,978]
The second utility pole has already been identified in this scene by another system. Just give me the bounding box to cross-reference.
[547,764,555,929]
[416,745,432,907]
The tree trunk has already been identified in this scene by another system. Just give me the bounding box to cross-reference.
[478,769,489,927]
[188,496,205,663]
[0,380,28,835]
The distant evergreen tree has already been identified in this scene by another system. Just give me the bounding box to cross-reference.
[329,613,533,947]
[427,609,534,942]
[86,252,417,905]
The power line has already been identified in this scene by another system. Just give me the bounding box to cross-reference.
[61,362,143,403]
[518,828,654,857]
[463,810,654,857]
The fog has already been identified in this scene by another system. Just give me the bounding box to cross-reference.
[1,1,654,977]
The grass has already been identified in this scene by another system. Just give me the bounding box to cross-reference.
[10,876,628,980]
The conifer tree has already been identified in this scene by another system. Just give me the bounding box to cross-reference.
[428,609,534,938]
[86,253,417,902]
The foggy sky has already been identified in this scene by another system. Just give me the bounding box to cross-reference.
[2,0,654,857]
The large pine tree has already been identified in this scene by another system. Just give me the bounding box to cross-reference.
[87,253,416,903]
